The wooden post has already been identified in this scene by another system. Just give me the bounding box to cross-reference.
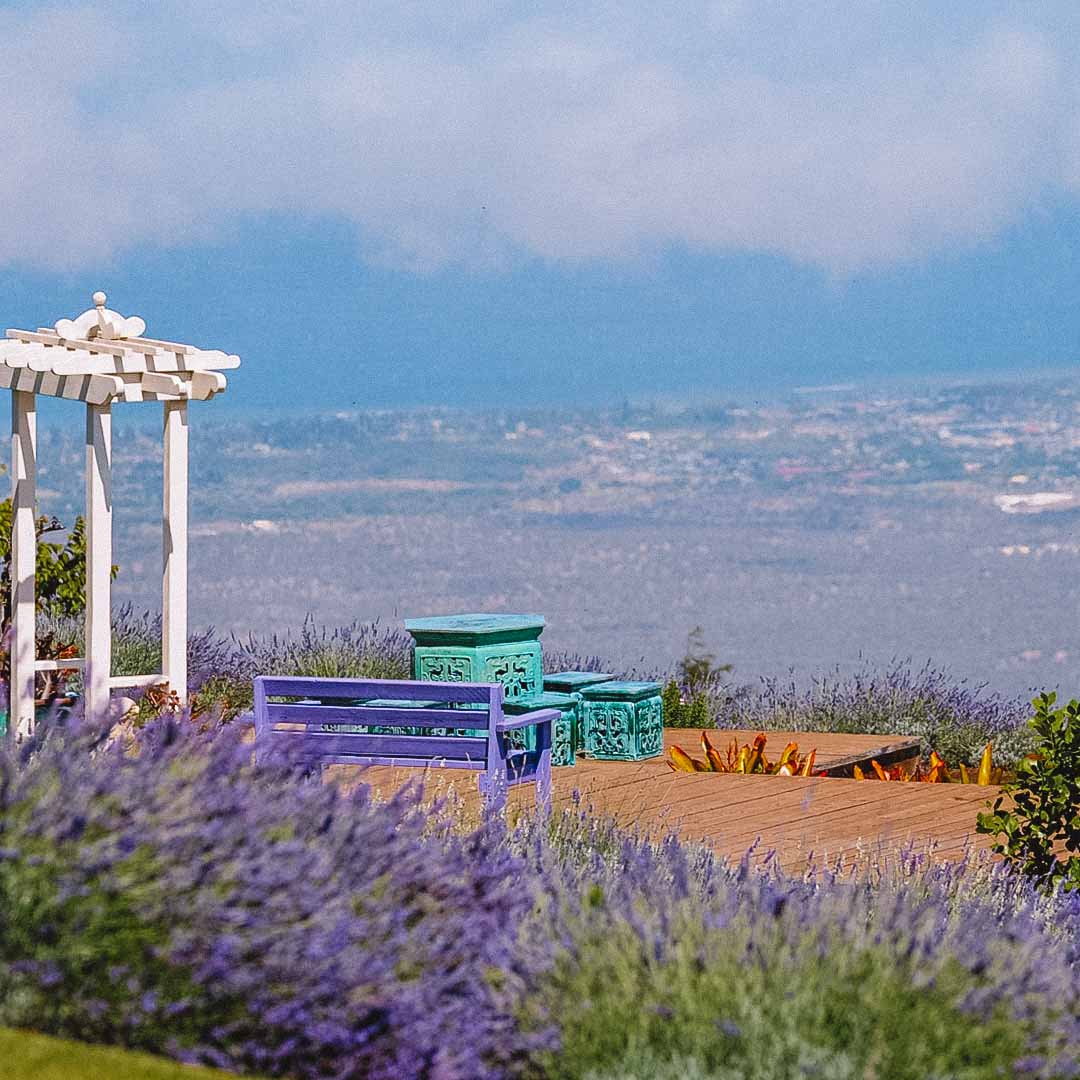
[10,391,36,737]
[162,400,188,705]
[84,403,112,725]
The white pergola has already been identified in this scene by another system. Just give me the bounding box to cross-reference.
[3,292,239,736]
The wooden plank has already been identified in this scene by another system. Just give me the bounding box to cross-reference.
[109,674,167,689]
[323,724,1002,870]
[264,729,488,762]
[124,335,194,354]
[84,403,113,724]
[35,658,84,671]
[497,707,561,731]
[267,703,489,729]
[59,374,91,401]
[190,370,226,399]
[690,784,995,854]
[10,391,36,737]
[327,755,485,772]
[258,676,498,704]
[163,400,188,703]
[144,372,185,396]
[2,343,41,369]
[27,330,127,357]
[84,374,124,405]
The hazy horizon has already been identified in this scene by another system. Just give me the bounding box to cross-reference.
[3,5,1080,412]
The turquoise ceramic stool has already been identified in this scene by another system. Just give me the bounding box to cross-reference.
[543,671,616,750]
[543,670,615,693]
[503,690,579,766]
[406,613,545,704]
[580,680,664,761]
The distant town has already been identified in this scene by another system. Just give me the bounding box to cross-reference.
[29,371,1080,698]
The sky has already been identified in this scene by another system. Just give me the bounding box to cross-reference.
[2,1,1080,411]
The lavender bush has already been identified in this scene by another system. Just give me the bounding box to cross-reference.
[0,712,1077,1078]
[723,657,1034,768]
[82,613,1030,766]
[0,714,549,1078]
[519,814,1080,1079]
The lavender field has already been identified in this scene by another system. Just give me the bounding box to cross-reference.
[0,712,1077,1079]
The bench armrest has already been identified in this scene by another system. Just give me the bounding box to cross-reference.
[496,707,561,732]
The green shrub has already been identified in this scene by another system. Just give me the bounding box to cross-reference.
[977,691,1080,893]
[534,912,1036,1080]
[0,500,117,622]
[662,679,683,725]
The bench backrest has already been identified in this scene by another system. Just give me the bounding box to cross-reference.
[253,676,504,770]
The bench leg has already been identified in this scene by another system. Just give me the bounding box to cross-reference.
[535,720,553,813]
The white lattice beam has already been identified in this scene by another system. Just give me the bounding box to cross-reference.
[84,403,113,724]
[10,391,36,737]
[162,400,188,703]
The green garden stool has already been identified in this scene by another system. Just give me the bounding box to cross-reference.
[503,690,579,766]
[406,613,545,704]
[543,670,616,693]
[580,680,664,761]
[543,671,616,749]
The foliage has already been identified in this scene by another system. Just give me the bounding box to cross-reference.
[0,1026,253,1080]
[206,616,413,717]
[521,816,1080,1080]
[729,657,1033,769]
[0,498,117,621]
[661,679,716,729]
[542,924,1032,1080]
[1,714,1079,1077]
[0,714,548,1078]
[667,731,817,777]
[661,629,735,728]
[48,611,412,724]
[852,743,1002,784]
[978,692,1080,893]
[677,626,731,696]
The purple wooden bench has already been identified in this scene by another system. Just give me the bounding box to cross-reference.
[253,676,558,811]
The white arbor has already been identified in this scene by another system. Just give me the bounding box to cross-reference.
[2,292,239,736]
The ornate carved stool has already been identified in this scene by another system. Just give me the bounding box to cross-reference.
[580,680,664,761]
[543,671,616,750]
[503,690,579,766]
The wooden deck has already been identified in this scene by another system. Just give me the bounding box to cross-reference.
[337,729,1000,870]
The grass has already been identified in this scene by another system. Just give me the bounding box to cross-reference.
[0,1027,253,1080]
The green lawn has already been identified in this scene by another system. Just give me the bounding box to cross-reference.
[0,1028,247,1080]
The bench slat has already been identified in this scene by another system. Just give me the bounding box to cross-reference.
[262,729,488,762]
[258,676,494,704]
[266,703,489,729]
[298,754,486,771]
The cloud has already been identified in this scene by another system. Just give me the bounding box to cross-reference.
[1,2,1079,275]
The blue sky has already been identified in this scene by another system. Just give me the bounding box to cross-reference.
[3,2,1079,410]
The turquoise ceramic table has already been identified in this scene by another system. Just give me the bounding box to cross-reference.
[405,613,546,704]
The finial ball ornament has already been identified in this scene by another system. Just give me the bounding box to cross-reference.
[54,292,145,340]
